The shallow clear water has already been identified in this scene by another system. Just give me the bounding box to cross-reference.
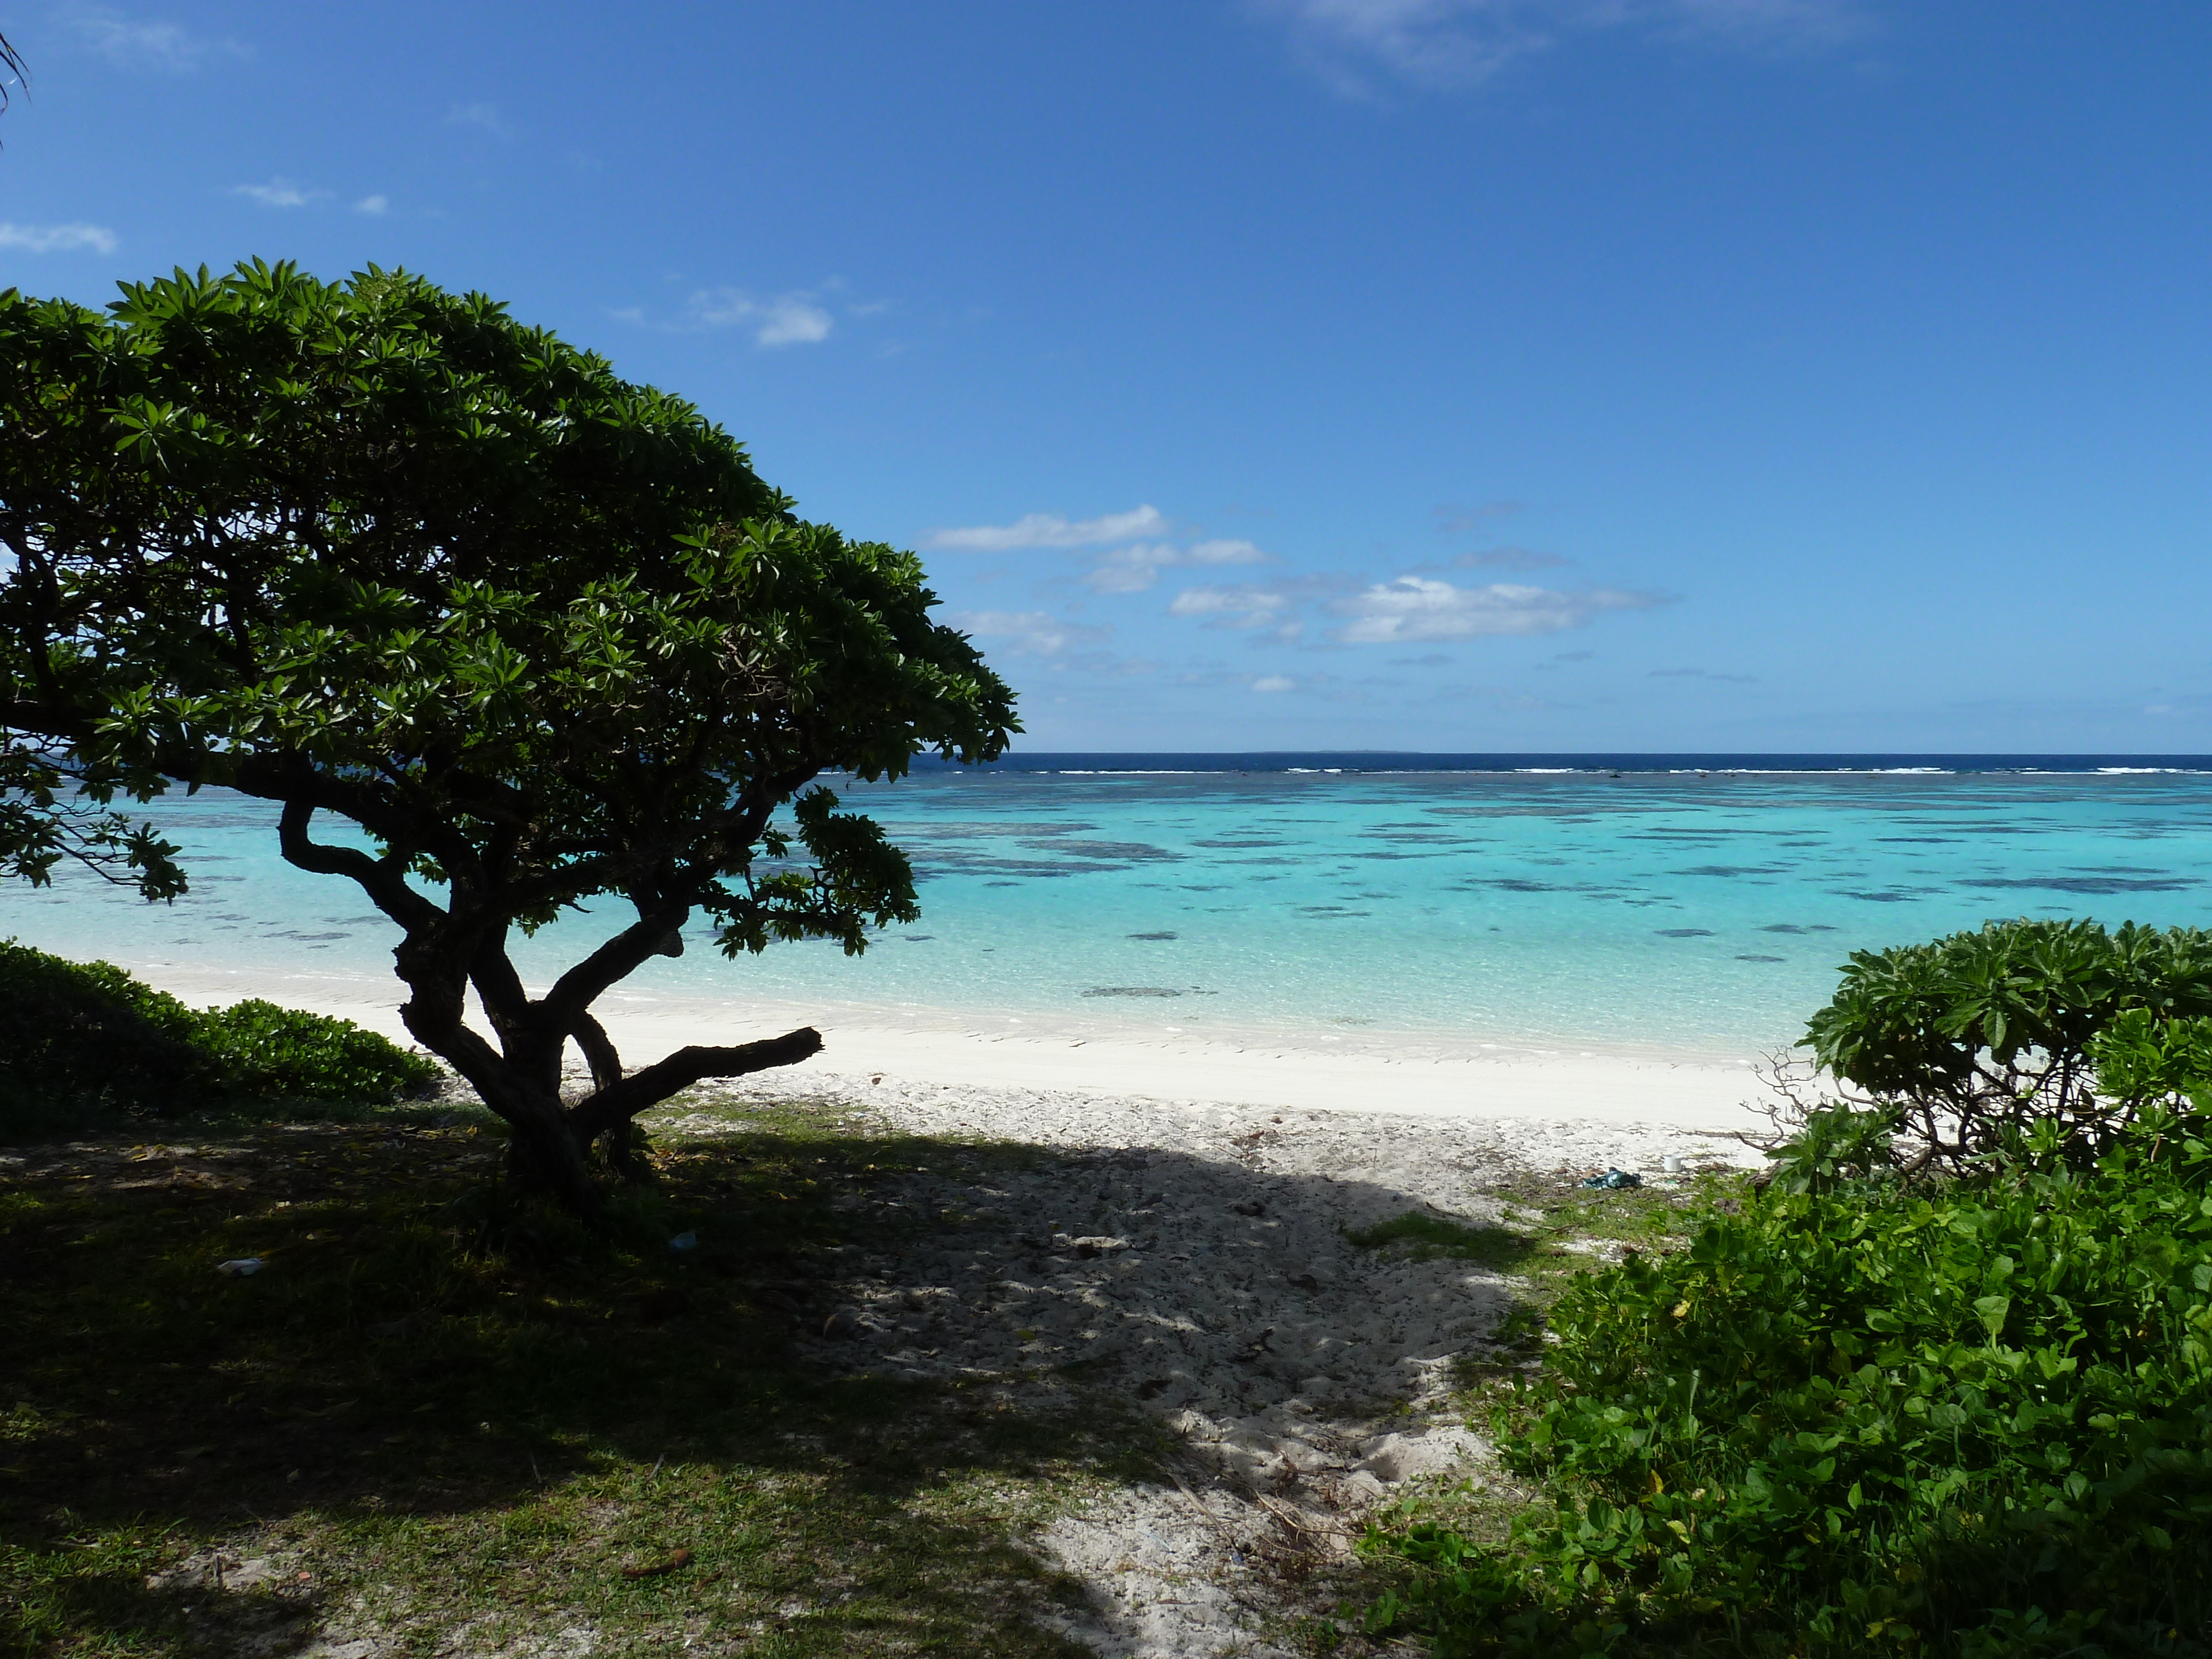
[8,759,2212,1057]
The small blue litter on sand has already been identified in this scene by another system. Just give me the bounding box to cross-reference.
[1581,1168,1643,1190]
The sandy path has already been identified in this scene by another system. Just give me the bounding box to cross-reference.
[668,1062,1771,1657]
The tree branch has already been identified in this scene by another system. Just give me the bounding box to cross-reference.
[568,1026,822,1140]
[539,901,693,1029]
[570,1009,623,1093]
[276,799,444,932]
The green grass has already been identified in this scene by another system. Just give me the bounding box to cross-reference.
[0,1101,1168,1657]
[1342,1213,1539,1269]
[1347,1170,1740,1292]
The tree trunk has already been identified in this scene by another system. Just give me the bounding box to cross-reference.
[399,971,823,1224]
[504,1102,608,1219]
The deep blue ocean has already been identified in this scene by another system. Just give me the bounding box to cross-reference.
[7,755,2211,1058]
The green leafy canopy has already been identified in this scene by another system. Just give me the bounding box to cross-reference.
[1,260,1014,950]
[1,260,1017,1202]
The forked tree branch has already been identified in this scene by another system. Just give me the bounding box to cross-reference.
[570,1026,823,1141]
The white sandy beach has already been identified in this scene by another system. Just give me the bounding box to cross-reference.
[122,957,1773,1134]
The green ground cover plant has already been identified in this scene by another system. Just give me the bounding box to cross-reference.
[1369,1114,2212,1656]
[0,942,437,1136]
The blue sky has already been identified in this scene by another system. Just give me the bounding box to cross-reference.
[3,1,2208,753]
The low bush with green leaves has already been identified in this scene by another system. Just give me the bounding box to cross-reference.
[1364,1103,2212,1657]
[1803,918,2212,1170]
[0,940,439,1134]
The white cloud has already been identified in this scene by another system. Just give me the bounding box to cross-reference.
[1170,585,1300,635]
[232,178,324,209]
[1257,0,1870,92]
[754,299,833,346]
[0,222,118,254]
[1253,675,1297,693]
[1332,576,1663,643]
[1189,539,1269,566]
[946,610,1110,657]
[687,288,834,347]
[448,102,512,138]
[929,505,1170,553]
[354,195,389,216]
[1083,544,1182,594]
[927,509,1271,594]
[1078,536,1269,594]
[65,4,241,72]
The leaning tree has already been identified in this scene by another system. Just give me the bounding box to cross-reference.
[0,260,1016,1216]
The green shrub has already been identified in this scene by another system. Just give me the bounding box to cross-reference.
[1803,919,2212,1170]
[189,998,441,1103]
[0,940,439,1135]
[1364,1110,2212,1657]
[0,940,212,1131]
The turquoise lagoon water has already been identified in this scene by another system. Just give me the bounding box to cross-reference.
[6,757,2212,1059]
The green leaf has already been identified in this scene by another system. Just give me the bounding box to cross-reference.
[1974,1294,2011,1340]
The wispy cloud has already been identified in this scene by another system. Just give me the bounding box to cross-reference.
[1252,675,1298,693]
[945,610,1110,657]
[1170,585,1302,639]
[0,221,118,254]
[1332,575,1665,643]
[927,505,1272,594]
[1082,536,1269,594]
[1084,544,1184,595]
[1191,539,1270,565]
[65,4,244,72]
[929,505,1170,553]
[447,102,512,139]
[687,288,834,347]
[354,194,389,216]
[1651,666,1758,684]
[232,178,325,209]
[1257,0,1871,93]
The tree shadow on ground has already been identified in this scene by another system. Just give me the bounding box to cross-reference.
[2,1120,1135,1655]
[0,1101,1634,1656]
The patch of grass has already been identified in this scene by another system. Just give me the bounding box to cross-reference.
[1343,1212,1539,1269]
[0,1101,1165,1657]
[1506,1167,1738,1235]
[1349,1172,1745,1291]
